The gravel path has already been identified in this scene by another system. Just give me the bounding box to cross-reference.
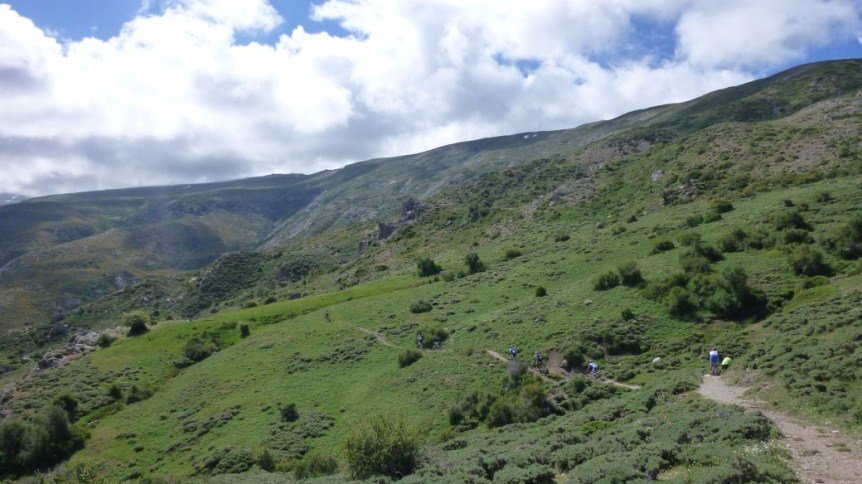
[698,374,862,483]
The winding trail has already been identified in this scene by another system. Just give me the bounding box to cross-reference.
[350,325,400,349]
[484,350,641,389]
[698,374,862,484]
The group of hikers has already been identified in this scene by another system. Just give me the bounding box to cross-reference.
[708,348,732,375]
[508,346,599,375]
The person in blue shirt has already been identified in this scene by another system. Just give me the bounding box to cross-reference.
[708,348,720,375]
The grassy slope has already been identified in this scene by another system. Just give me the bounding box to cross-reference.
[2,59,861,482]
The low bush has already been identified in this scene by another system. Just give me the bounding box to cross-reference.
[293,453,339,479]
[719,229,747,253]
[788,245,832,276]
[239,324,250,338]
[678,232,702,246]
[664,287,697,318]
[554,234,570,242]
[184,337,218,362]
[263,296,277,304]
[711,200,734,213]
[651,240,675,253]
[124,311,149,336]
[409,300,433,314]
[464,252,485,274]
[824,215,862,259]
[343,417,419,479]
[617,262,643,286]
[96,333,115,348]
[535,286,547,297]
[815,191,834,203]
[398,349,422,368]
[773,210,811,231]
[703,211,722,223]
[279,403,299,423]
[685,215,703,227]
[441,270,456,282]
[504,249,522,260]
[417,324,448,348]
[593,271,620,291]
[416,258,442,277]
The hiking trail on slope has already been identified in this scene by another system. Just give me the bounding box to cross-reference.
[698,374,862,484]
[484,350,641,389]
[350,325,400,349]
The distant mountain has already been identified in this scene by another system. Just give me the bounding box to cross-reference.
[0,193,27,206]
[0,58,861,331]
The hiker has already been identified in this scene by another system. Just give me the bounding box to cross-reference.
[708,348,720,375]
[433,339,441,349]
[587,360,599,374]
[508,346,518,359]
[534,351,543,365]
[721,356,732,371]
[323,308,330,321]
[417,334,424,349]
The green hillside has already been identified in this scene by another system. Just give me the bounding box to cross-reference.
[0,59,860,482]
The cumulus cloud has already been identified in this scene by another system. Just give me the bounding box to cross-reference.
[0,0,860,196]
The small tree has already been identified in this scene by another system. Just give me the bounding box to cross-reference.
[416,258,442,277]
[789,245,832,276]
[280,403,299,422]
[343,417,419,479]
[464,252,485,274]
[593,271,620,290]
[398,349,422,368]
[617,262,643,286]
[535,286,547,297]
[124,311,149,336]
[240,324,251,338]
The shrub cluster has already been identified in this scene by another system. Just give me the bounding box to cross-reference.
[343,417,419,479]
[464,252,485,274]
[824,215,862,260]
[0,405,86,477]
[416,324,449,348]
[416,258,442,277]
[593,262,642,290]
[409,300,433,314]
[398,349,422,368]
[651,240,675,253]
[123,311,149,336]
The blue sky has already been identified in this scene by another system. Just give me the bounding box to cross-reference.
[0,0,860,196]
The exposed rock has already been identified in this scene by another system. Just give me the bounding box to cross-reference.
[401,198,424,221]
[651,169,664,182]
[376,222,395,240]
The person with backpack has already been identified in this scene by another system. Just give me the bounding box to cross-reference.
[708,348,720,375]
[417,334,423,349]
[508,346,518,359]
[721,355,732,371]
[533,351,544,368]
[587,360,599,375]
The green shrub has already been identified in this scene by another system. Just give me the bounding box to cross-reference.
[782,229,812,245]
[124,311,149,336]
[703,211,722,223]
[824,215,862,259]
[256,449,275,472]
[108,384,123,401]
[504,249,522,260]
[408,300,432,314]
[184,337,218,362]
[535,286,547,297]
[96,333,115,348]
[416,258,442,277]
[773,210,811,231]
[627,214,638,223]
[651,240,675,253]
[554,233,571,242]
[620,308,635,321]
[417,324,448,348]
[263,296,277,304]
[239,324,250,338]
[664,287,696,318]
[126,384,153,404]
[678,232,702,246]
[441,270,456,282]
[712,200,734,213]
[719,229,747,252]
[680,254,712,275]
[464,252,485,274]
[343,417,419,479]
[398,349,422,368]
[685,215,703,227]
[486,383,552,427]
[242,301,257,309]
[51,394,79,421]
[593,271,620,291]
[788,245,832,276]
[617,262,643,286]
[279,403,299,423]
[815,191,834,203]
[293,453,339,479]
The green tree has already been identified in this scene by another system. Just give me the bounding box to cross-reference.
[464,252,485,274]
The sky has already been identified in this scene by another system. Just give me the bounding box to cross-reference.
[0,0,860,197]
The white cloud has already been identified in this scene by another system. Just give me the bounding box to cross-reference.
[0,0,859,196]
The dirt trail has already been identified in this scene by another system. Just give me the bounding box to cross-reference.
[351,325,399,349]
[485,350,556,384]
[698,375,862,484]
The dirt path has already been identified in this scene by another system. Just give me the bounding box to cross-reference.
[485,350,556,384]
[698,375,862,483]
[350,325,400,349]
